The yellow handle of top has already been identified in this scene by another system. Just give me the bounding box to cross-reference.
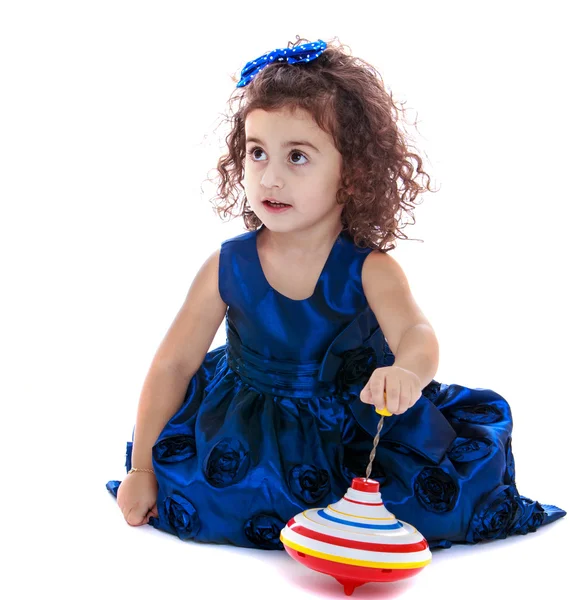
[375,391,393,417]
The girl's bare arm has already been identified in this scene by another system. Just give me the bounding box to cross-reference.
[130,248,227,470]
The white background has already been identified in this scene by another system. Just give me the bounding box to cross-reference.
[1,1,578,599]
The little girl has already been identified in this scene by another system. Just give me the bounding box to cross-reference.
[106,36,565,550]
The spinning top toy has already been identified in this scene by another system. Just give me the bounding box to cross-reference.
[280,393,431,595]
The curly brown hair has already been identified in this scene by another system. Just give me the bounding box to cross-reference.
[204,35,437,252]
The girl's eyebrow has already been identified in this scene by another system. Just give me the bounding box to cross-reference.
[245,136,320,153]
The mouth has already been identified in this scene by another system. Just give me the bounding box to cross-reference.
[262,199,292,212]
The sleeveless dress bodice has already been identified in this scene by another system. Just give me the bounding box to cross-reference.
[220,226,376,361]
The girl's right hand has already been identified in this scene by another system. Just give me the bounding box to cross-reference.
[116,471,159,527]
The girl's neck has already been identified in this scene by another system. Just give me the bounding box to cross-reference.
[259,220,344,259]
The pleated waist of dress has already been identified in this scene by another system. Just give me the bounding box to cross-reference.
[225,322,394,398]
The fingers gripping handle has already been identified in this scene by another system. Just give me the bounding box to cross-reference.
[375,391,393,417]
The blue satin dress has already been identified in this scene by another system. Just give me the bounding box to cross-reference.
[106,225,566,550]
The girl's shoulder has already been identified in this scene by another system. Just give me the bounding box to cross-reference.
[361,249,409,295]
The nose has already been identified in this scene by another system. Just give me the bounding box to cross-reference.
[260,160,284,189]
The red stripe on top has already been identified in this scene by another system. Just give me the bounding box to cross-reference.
[288,523,428,553]
[343,496,384,507]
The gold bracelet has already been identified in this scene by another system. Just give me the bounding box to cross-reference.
[128,467,155,475]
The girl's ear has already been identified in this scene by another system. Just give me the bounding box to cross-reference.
[342,175,355,196]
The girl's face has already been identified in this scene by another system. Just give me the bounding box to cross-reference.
[242,107,344,232]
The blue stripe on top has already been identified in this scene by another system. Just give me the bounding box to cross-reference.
[318,509,403,530]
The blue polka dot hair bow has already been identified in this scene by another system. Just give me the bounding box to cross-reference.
[237,39,327,88]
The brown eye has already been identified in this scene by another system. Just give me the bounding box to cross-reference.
[247,146,265,161]
[290,151,307,165]
[249,147,263,160]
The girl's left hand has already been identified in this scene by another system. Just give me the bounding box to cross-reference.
[360,366,422,415]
